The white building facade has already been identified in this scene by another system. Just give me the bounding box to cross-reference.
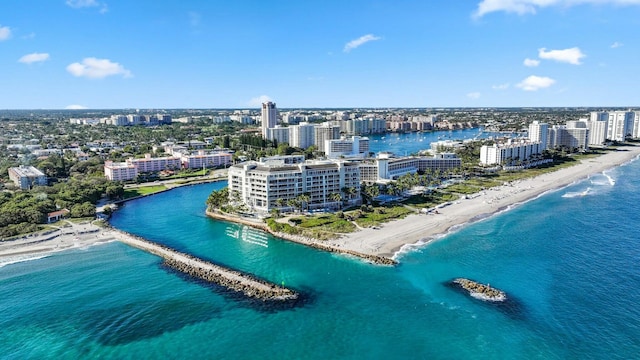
[228,156,361,213]
[480,140,542,166]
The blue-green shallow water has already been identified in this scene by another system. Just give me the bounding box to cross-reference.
[2,162,640,358]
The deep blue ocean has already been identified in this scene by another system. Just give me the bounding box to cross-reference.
[1,132,639,359]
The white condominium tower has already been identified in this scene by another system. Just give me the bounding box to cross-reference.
[261,101,278,139]
[528,121,549,150]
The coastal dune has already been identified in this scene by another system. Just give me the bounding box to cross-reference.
[328,146,640,258]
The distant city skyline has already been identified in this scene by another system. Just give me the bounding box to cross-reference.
[1,0,639,109]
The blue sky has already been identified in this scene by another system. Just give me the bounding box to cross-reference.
[1,0,639,109]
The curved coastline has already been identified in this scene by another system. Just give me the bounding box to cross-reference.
[205,210,397,265]
[332,146,640,261]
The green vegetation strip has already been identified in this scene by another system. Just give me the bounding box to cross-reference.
[123,185,167,199]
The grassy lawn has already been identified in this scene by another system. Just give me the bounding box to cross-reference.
[350,205,413,228]
[402,192,459,209]
[123,185,167,199]
[161,170,209,180]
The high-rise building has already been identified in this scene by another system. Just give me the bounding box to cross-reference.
[314,123,341,153]
[633,112,640,138]
[606,111,634,141]
[268,126,290,144]
[528,121,549,150]
[261,101,278,138]
[289,122,315,149]
[588,120,607,146]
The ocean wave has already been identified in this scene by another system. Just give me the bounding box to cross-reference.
[0,254,51,268]
[562,188,591,198]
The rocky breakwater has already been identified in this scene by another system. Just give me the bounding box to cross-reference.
[450,278,507,302]
[112,230,298,302]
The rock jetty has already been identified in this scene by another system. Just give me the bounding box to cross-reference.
[451,278,507,302]
[112,229,298,302]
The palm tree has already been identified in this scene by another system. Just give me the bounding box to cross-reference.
[328,192,342,210]
[297,193,311,212]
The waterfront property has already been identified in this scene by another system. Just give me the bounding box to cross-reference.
[104,151,232,181]
[228,155,361,214]
[480,140,542,166]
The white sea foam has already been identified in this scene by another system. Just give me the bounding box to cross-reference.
[0,254,50,268]
[562,187,591,198]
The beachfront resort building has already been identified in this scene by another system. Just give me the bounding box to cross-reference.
[528,121,549,150]
[8,166,47,189]
[228,155,361,213]
[588,120,608,146]
[358,153,462,182]
[548,124,589,151]
[480,140,542,166]
[589,111,636,142]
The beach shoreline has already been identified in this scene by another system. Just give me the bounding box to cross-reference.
[327,145,640,259]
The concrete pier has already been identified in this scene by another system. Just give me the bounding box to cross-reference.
[112,230,298,302]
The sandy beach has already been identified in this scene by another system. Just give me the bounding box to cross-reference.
[327,146,640,259]
[0,221,116,266]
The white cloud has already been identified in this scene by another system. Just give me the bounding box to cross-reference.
[473,0,640,18]
[610,41,623,48]
[516,75,556,91]
[344,34,381,52]
[492,83,510,90]
[188,11,201,28]
[65,104,88,110]
[248,95,273,107]
[523,58,540,67]
[18,52,50,64]
[66,0,108,13]
[0,25,11,41]
[66,57,132,79]
[538,47,585,64]
[467,92,481,99]
[66,0,98,7]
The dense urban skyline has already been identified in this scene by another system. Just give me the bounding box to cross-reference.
[1,0,639,109]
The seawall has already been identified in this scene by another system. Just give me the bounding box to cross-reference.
[205,210,397,266]
[111,229,299,302]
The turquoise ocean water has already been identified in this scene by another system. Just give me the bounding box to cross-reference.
[2,135,640,359]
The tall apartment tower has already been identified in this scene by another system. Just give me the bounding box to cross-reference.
[607,111,634,141]
[261,101,278,139]
[289,122,316,149]
[528,121,549,150]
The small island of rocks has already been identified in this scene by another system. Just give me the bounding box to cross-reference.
[450,278,507,302]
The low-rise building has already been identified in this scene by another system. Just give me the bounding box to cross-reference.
[8,166,47,189]
[181,151,233,169]
[104,161,138,181]
[365,152,461,181]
